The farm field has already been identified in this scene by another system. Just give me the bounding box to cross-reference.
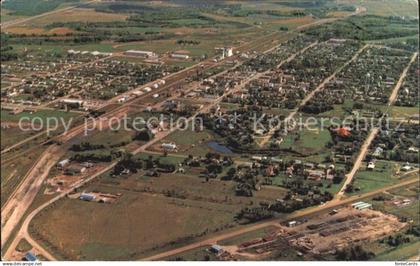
[338,0,419,17]
[29,193,237,260]
[1,110,79,124]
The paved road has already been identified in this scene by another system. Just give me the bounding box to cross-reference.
[140,177,418,261]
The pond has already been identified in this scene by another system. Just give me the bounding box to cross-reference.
[207,141,233,154]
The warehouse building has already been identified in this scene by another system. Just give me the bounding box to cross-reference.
[351,201,372,210]
[124,50,157,59]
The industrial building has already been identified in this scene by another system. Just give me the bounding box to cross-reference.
[171,53,190,60]
[80,193,96,202]
[161,143,177,150]
[23,252,37,261]
[351,201,372,210]
[124,50,157,59]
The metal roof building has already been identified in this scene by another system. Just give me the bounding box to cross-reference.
[24,252,37,261]
[80,193,96,201]
[352,201,372,210]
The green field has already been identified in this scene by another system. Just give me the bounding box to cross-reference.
[279,127,332,155]
[218,225,278,246]
[1,110,79,124]
[30,192,236,260]
[2,0,81,16]
[352,160,408,194]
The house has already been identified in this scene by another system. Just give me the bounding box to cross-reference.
[408,146,419,153]
[336,127,351,138]
[57,159,70,169]
[65,165,87,175]
[23,252,37,261]
[367,161,375,170]
[401,164,412,171]
[288,220,297,227]
[306,170,324,181]
[161,143,177,150]
[373,147,384,157]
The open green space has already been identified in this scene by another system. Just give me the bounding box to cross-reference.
[218,225,278,246]
[352,160,406,194]
[1,109,79,124]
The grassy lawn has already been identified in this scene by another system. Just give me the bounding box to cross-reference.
[338,0,419,17]
[218,225,278,246]
[163,245,218,261]
[80,128,136,149]
[16,238,32,253]
[390,106,419,119]
[0,126,38,150]
[1,110,79,124]
[279,127,332,155]
[351,160,402,194]
[2,0,80,16]
[159,127,215,156]
[375,241,420,261]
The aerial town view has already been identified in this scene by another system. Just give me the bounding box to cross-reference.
[0,0,419,264]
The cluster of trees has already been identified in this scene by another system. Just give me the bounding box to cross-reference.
[143,155,176,173]
[370,125,419,163]
[381,234,411,247]
[407,225,420,237]
[176,39,200,45]
[111,153,177,176]
[335,245,375,260]
[133,128,154,141]
[70,142,104,152]
[305,15,419,41]
[270,191,333,213]
[71,152,115,163]
[1,33,18,61]
[112,153,143,176]
[236,207,275,223]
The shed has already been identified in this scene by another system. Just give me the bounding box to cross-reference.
[80,193,96,201]
[288,220,297,227]
[57,159,70,168]
[210,245,223,253]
